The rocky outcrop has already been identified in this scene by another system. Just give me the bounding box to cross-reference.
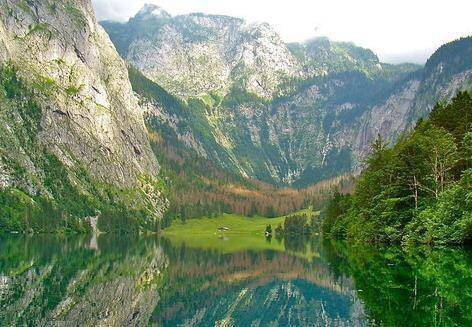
[0,0,167,227]
[104,5,472,187]
[0,0,158,185]
[102,4,300,99]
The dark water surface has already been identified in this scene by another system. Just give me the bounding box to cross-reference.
[0,234,471,326]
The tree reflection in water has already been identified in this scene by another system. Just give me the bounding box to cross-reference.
[0,234,471,326]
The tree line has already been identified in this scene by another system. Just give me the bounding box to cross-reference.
[322,91,472,245]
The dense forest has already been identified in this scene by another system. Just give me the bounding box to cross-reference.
[322,91,472,245]
[155,133,356,225]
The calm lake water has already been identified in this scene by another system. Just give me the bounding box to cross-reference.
[0,233,471,326]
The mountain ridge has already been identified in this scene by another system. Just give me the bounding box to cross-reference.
[102,5,472,187]
[1,2,471,231]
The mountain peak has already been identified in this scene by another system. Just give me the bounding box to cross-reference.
[135,4,171,20]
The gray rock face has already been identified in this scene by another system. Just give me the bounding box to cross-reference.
[105,6,472,187]
[104,9,300,99]
[0,0,167,223]
[0,0,157,186]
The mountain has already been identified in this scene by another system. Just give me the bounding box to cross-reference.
[102,4,299,100]
[0,0,167,232]
[102,6,472,187]
[322,91,472,245]
[1,2,471,231]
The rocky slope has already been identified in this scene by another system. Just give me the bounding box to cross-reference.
[103,6,472,187]
[102,4,300,99]
[0,0,167,231]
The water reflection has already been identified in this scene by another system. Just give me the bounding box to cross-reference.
[0,234,471,326]
[153,237,365,326]
[0,234,166,325]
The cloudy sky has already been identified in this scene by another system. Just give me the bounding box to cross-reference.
[92,0,472,64]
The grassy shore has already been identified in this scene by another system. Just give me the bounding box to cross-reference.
[162,209,320,258]
[164,214,285,236]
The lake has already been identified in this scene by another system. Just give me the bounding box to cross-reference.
[0,233,471,326]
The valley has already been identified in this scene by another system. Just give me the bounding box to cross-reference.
[0,1,471,234]
[1,1,472,325]
[103,5,472,188]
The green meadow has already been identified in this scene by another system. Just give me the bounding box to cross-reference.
[162,210,320,260]
[163,213,285,236]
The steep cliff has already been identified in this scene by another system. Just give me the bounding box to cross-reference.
[103,6,472,187]
[102,4,300,100]
[0,0,167,232]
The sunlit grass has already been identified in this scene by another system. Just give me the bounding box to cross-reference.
[163,213,285,236]
[162,209,320,260]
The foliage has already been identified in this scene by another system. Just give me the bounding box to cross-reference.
[321,192,352,239]
[424,37,472,80]
[322,91,472,245]
[274,223,283,236]
[0,188,91,234]
[265,224,272,235]
[281,213,318,236]
[321,240,472,326]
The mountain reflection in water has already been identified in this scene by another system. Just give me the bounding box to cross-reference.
[0,234,471,326]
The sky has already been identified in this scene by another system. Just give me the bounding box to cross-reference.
[91,0,472,64]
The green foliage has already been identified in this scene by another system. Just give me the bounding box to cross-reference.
[128,65,184,112]
[0,63,42,133]
[129,66,323,223]
[64,85,81,96]
[222,83,269,108]
[97,208,140,234]
[424,37,472,80]
[405,169,472,245]
[283,213,317,236]
[323,91,472,245]
[321,192,352,238]
[0,188,91,234]
[274,223,283,236]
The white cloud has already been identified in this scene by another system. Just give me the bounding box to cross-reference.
[92,0,472,64]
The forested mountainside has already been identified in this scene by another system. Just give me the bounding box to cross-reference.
[1,1,471,233]
[323,91,472,245]
[0,0,167,233]
[129,66,354,222]
[102,4,472,188]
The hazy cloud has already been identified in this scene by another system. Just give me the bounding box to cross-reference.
[91,0,472,64]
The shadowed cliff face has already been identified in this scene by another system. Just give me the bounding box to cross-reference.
[103,7,472,187]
